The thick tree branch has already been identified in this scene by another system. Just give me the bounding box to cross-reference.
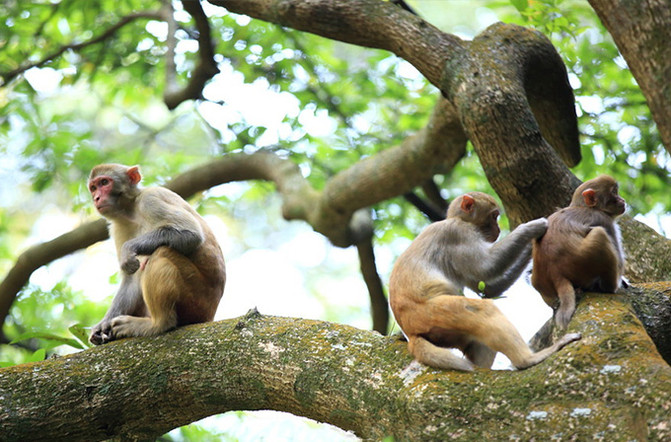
[209,0,464,88]
[0,12,161,85]
[618,215,671,282]
[627,282,671,364]
[208,0,579,223]
[1,295,669,440]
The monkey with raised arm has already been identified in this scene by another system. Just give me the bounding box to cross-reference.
[88,164,226,344]
[390,192,581,371]
[532,175,625,329]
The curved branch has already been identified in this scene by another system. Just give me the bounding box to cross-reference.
[0,12,161,85]
[163,0,220,109]
[209,0,580,223]
[445,23,581,225]
[1,295,669,440]
[210,0,465,88]
[317,98,466,244]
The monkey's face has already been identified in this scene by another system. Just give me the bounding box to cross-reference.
[604,185,626,216]
[89,174,118,215]
[478,208,501,242]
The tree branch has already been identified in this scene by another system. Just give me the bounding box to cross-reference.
[209,0,464,88]
[163,0,220,109]
[587,0,671,153]
[1,295,669,440]
[403,191,445,222]
[356,235,389,334]
[0,12,162,85]
[208,0,579,222]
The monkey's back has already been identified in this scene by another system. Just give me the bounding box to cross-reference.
[532,207,619,301]
[137,187,226,292]
[390,219,471,308]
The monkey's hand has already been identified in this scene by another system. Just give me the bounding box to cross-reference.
[89,319,114,345]
[520,217,548,239]
[120,243,141,274]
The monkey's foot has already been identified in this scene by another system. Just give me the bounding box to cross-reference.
[557,332,582,349]
[109,315,152,339]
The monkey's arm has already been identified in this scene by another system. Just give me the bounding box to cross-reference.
[476,243,532,297]
[475,218,546,284]
[121,191,205,274]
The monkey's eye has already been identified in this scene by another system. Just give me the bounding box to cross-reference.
[89,185,96,192]
[100,178,110,186]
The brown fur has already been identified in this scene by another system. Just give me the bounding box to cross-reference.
[531,175,625,328]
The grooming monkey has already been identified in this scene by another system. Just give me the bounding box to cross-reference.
[88,164,226,345]
[532,175,625,329]
[389,192,581,371]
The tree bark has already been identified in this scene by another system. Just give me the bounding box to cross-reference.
[588,0,671,153]
[1,295,669,441]
[627,281,671,364]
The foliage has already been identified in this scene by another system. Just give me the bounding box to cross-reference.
[1,281,103,365]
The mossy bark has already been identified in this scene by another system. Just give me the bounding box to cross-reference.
[1,295,669,441]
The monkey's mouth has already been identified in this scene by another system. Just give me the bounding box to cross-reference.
[96,204,113,213]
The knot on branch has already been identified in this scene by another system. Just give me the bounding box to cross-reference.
[442,22,580,168]
[236,307,262,330]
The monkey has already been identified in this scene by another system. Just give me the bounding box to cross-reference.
[389,192,581,371]
[531,175,625,329]
[88,164,226,345]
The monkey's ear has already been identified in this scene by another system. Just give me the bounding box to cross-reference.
[582,189,597,207]
[461,194,475,213]
[127,166,142,186]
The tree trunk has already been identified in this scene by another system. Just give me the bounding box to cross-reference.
[588,0,671,153]
[1,296,669,441]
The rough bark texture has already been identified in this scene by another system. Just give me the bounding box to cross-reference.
[619,215,671,283]
[1,294,669,441]
[628,282,671,364]
[588,0,671,153]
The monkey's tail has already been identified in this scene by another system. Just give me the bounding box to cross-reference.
[409,336,474,371]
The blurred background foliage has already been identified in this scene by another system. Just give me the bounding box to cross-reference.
[1,0,669,439]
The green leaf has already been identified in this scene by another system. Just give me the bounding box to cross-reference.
[27,348,47,363]
[11,331,85,350]
[510,0,529,13]
[69,323,93,349]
